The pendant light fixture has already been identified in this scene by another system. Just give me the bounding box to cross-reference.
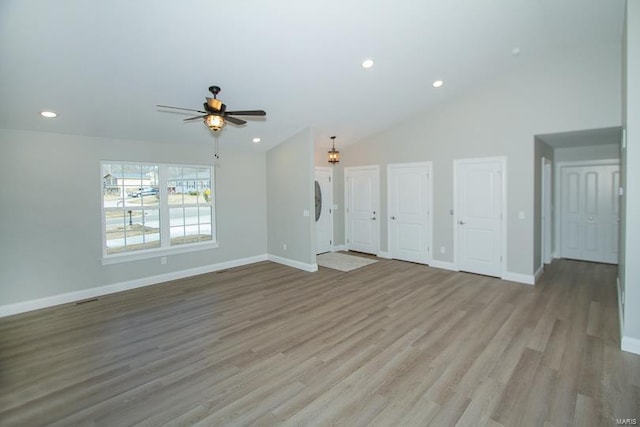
[328,136,340,164]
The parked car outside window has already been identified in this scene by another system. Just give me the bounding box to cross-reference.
[128,187,159,198]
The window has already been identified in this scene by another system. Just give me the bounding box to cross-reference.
[101,162,216,262]
[167,166,213,246]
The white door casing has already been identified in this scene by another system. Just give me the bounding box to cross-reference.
[345,166,380,255]
[387,162,432,264]
[559,161,619,264]
[315,167,333,255]
[542,158,553,265]
[454,157,505,277]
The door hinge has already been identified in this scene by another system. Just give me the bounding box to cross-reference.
[330,240,332,245]
[329,176,331,182]
[329,208,332,214]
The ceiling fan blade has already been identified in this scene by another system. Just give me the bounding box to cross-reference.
[224,110,266,116]
[224,115,247,126]
[183,115,207,122]
[157,104,207,114]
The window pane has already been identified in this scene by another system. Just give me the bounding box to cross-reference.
[105,208,160,254]
[198,206,212,225]
[167,166,211,205]
[103,163,124,207]
[169,207,185,227]
[169,205,212,246]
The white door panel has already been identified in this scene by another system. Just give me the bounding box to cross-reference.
[388,163,431,264]
[455,158,504,277]
[315,168,333,255]
[560,163,619,264]
[345,166,379,255]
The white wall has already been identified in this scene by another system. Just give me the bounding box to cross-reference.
[621,1,640,353]
[267,127,315,268]
[554,144,620,162]
[340,44,621,278]
[0,128,267,307]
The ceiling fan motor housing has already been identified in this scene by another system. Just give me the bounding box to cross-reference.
[206,98,224,112]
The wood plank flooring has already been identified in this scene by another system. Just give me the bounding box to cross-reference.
[1,258,638,426]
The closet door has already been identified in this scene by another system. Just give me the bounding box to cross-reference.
[560,164,619,264]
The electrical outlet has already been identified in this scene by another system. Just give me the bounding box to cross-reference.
[440,246,446,254]
[161,256,167,265]
[283,243,287,251]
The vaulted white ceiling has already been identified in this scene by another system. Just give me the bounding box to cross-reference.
[0,0,625,151]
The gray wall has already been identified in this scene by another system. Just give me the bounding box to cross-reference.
[339,44,621,277]
[621,1,640,347]
[0,128,267,305]
[267,128,315,265]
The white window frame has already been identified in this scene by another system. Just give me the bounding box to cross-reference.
[101,161,218,265]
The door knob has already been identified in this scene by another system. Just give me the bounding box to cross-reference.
[371,217,376,220]
[390,216,396,220]
[458,221,466,225]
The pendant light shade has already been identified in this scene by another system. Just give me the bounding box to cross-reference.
[328,136,340,164]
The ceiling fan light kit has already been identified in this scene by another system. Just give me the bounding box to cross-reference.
[157,85,266,134]
[205,114,225,132]
[328,136,340,164]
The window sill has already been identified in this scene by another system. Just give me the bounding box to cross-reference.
[101,241,220,265]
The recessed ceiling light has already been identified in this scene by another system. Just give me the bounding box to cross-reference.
[512,47,521,56]
[432,80,444,88]
[361,59,374,69]
[252,137,261,143]
[40,111,57,118]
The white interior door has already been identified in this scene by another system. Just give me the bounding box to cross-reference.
[560,163,619,264]
[345,166,379,255]
[315,167,333,254]
[455,158,505,277]
[388,162,432,264]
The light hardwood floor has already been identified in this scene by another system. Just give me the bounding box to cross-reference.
[1,258,639,426]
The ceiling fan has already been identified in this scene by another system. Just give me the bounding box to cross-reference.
[157,85,266,132]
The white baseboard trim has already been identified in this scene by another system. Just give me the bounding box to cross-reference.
[0,254,269,318]
[377,251,392,259]
[501,271,535,285]
[331,245,347,252]
[428,260,458,271]
[267,254,318,272]
[552,250,559,259]
[622,336,640,355]
[534,264,544,283]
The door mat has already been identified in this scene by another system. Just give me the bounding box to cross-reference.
[317,252,378,272]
